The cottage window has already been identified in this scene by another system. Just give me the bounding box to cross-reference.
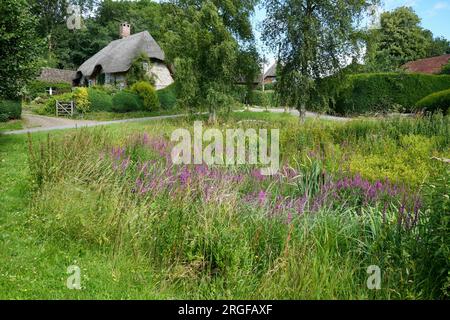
[142,62,149,72]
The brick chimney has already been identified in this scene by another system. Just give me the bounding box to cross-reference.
[119,22,131,38]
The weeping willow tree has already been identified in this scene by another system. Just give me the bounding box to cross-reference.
[262,0,377,119]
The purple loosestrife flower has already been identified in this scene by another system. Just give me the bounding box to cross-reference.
[413,197,422,227]
[287,211,293,225]
[258,190,267,205]
[143,133,149,145]
[180,166,191,185]
[382,202,387,224]
[296,196,308,215]
[398,203,406,227]
[252,169,265,182]
[121,156,131,172]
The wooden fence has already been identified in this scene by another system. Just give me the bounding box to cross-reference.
[55,100,74,117]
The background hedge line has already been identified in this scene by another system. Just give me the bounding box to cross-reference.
[27,80,72,100]
[333,73,450,115]
[0,100,21,122]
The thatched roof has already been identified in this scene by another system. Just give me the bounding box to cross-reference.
[264,63,277,79]
[402,54,450,74]
[77,31,166,77]
[37,68,76,84]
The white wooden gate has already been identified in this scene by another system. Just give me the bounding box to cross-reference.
[56,101,74,117]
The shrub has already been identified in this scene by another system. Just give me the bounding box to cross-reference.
[256,82,276,91]
[130,81,160,111]
[415,89,450,114]
[334,73,450,115]
[441,62,450,75]
[87,88,113,112]
[112,91,143,113]
[250,90,277,107]
[73,87,90,114]
[157,83,177,109]
[43,92,74,115]
[0,99,21,121]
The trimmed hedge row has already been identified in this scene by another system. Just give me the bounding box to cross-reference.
[250,90,277,107]
[0,100,22,122]
[157,83,177,109]
[112,91,143,113]
[88,88,113,111]
[416,89,450,114]
[334,73,450,115]
[27,80,72,100]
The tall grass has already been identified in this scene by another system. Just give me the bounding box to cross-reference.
[25,115,449,299]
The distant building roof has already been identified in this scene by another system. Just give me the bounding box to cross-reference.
[77,31,166,78]
[37,68,76,84]
[402,54,450,74]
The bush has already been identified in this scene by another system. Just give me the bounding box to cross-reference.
[130,81,159,111]
[256,82,276,91]
[73,87,90,114]
[112,91,143,113]
[43,92,74,115]
[87,88,113,112]
[157,83,177,109]
[416,89,450,114]
[441,62,450,75]
[0,99,21,121]
[250,90,277,107]
[334,73,450,115]
[26,80,71,100]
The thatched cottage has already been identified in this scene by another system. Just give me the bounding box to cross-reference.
[75,23,174,90]
[263,63,277,84]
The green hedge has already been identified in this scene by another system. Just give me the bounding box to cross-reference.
[249,90,277,107]
[27,80,72,100]
[256,82,276,91]
[416,89,450,114]
[87,88,113,112]
[157,83,177,109]
[334,73,450,115]
[112,91,143,113]
[42,92,74,115]
[131,81,160,111]
[0,100,21,122]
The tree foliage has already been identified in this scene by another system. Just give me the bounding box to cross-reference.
[0,0,42,99]
[365,6,449,71]
[163,0,258,120]
[262,0,374,115]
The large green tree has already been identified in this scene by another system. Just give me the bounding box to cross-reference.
[427,36,450,57]
[262,0,374,117]
[0,0,41,99]
[163,0,258,121]
[367,6,433,70]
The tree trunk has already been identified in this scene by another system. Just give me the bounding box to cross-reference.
[208,108,217,124]
[299,104,306,123]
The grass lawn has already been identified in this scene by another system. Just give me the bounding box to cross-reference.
[0,119,23,132]
[0,112,448,299]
